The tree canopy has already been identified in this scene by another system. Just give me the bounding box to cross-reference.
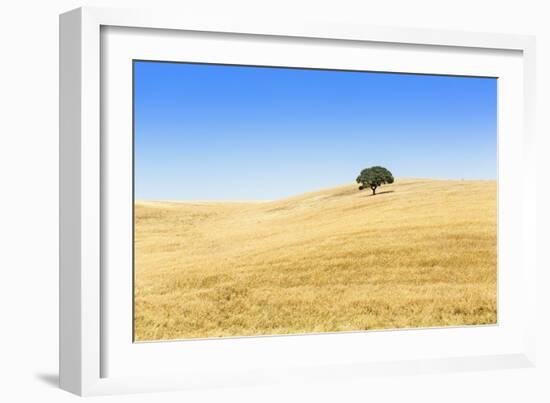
[356,166,394,195]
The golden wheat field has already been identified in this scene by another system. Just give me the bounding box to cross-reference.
[134,179,497,341]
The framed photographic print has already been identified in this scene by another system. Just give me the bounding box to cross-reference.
[132,61,499,342]
[60,6,537,396]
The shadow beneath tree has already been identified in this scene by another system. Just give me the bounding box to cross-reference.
[366,190,394,197]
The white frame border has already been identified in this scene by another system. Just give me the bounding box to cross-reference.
[59,6,537,396]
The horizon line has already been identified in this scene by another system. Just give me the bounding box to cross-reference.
[135,177,496,203]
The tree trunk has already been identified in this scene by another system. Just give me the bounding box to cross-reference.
[371,186,376,195]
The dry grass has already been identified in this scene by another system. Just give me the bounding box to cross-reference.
[134,179,496,341]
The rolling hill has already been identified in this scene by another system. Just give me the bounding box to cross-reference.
[134,179,497,341]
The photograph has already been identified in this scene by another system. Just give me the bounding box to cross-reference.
[133,60,497,342]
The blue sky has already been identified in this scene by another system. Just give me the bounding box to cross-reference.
[134,61,497,201]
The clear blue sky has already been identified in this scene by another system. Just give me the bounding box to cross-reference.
[134,61,497,201]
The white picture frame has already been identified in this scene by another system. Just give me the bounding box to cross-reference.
[59,6,537,396]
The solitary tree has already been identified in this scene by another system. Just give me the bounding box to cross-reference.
[356,166,394,195]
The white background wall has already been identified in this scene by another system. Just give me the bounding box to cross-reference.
[0,1,548,402]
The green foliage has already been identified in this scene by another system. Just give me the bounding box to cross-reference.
[356,166,394,195]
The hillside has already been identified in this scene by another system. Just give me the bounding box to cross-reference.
[134,179,497,341]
